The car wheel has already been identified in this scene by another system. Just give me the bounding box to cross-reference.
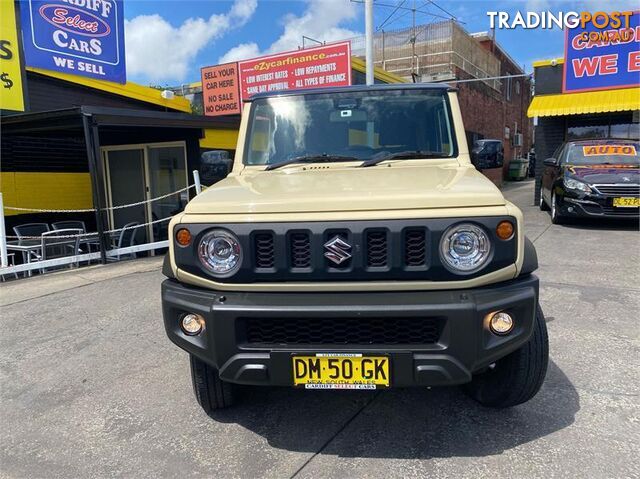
[550,191,564,224]
[190,354,237,413]
[463,304,549,408]
[539,193,549,211]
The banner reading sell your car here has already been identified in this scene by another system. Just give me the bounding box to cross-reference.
[202,42,351,117]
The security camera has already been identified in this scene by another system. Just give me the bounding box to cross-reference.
[550,59,557,67]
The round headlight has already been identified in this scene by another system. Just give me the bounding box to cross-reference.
[439,223,491,274]
[198,229,242,276]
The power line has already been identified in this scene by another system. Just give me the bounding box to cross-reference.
[377,0,407,31]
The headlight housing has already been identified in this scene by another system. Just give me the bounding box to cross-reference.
[197,229,242,276]
[439,223,491,274]
[564,177,591,193]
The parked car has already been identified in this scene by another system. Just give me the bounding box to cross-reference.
[540,139,639,224]
[162,84,548,412]
[471,139,504,170]
[200,150,233,186]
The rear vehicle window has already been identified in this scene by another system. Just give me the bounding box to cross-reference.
[565,143,640,166]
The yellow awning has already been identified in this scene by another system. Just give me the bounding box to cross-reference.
[527,87,640,118]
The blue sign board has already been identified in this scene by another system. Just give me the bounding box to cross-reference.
[564,11,640,93]
[20,0,126,83]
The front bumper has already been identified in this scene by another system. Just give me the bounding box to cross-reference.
[162,275,539,387]
[560,191,639,219]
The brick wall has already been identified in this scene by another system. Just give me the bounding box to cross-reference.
[455,40,533,182]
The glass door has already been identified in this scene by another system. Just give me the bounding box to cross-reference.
[146,145,188,242]
[104,148,149,245]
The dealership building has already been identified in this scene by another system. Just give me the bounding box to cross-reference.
[527,14,640,204]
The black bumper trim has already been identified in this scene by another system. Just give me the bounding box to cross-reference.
[162,275,539,387]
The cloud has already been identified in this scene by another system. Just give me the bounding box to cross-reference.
[218,0,360,63]
[218,42,261,64]
[125,0,257,84]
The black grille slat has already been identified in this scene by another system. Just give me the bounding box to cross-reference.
[366,230,388,267]
[290,232,311,268]
[242,317,444,345]
[404,229,426,266]
[594,185,640,196]
[254,233,275,269]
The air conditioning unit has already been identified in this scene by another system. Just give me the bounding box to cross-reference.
[513,133,523,147]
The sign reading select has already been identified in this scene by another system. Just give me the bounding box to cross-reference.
[21,0,126,84]
[564,11,640,93]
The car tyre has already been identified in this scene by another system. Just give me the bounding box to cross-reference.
[463,304,549,408]
[550,191,564,224]
[190,354,236,413]
[539,193,549,211]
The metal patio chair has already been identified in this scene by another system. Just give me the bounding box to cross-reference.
[13,223,51,266]
[40,228,82,272]
[108,222,140,261]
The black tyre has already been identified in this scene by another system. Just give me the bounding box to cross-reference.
[190,355,236,413]
[539,193,549,211]
[550,191,564,224]
[464,304,549,408]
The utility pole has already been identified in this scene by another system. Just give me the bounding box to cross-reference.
[365,0,374,85]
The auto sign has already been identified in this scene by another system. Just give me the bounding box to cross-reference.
[21,0,126,83]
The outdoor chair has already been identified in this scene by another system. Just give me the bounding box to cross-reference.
[13,223,51,266]
[0,253,19,281]
[52,220,87,232]
[40,228,82,272]
[108,222,140,261]
[52,220,98,262]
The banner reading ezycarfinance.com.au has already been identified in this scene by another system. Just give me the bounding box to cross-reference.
[0,0,26,112]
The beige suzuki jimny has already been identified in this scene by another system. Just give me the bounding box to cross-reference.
[162,84,548,412]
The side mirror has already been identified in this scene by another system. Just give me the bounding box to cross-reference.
[543,158,558,167]
[472,150,502,170]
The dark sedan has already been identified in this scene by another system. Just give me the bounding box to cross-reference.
[540,139,639,224]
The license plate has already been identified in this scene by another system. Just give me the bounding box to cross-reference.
[613,197,639,207]
[292,354,390,389]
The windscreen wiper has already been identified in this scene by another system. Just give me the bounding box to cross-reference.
[265,154,361,171]
[359,150,449,167]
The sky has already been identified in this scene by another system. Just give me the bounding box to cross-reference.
[122,0,639,86]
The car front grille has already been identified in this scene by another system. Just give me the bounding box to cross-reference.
[240,316,444,345]
[593,184,640,196]
[601,207,640,216]
[366,230,388,267]
[290,232,312,268]
[254,232,275,269]
[176,218,518,283]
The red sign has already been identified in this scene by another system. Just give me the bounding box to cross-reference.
[237,42,351,99]
[201,42,352,116]
[201,62,242,116]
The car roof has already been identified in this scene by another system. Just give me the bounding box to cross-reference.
[566,138,639,146]
[246,83,453,101]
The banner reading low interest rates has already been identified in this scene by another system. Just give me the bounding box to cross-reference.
[201,42,351,117]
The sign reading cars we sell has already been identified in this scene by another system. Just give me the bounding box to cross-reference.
[202,42,351,117]
[21,0,126,83]
[564,11,639,92]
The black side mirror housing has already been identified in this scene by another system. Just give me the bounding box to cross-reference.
[543,158,558,167]
[471,149,503,170]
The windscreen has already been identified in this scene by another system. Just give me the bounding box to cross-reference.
[244,89,456,165]
[566,142,640,166]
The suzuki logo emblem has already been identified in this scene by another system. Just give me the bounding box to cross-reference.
[324,236,352,265]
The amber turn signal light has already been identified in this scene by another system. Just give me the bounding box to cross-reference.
[496,221,514,240]
[176,228,192,246]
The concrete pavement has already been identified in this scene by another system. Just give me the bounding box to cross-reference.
[1,179,638,478]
